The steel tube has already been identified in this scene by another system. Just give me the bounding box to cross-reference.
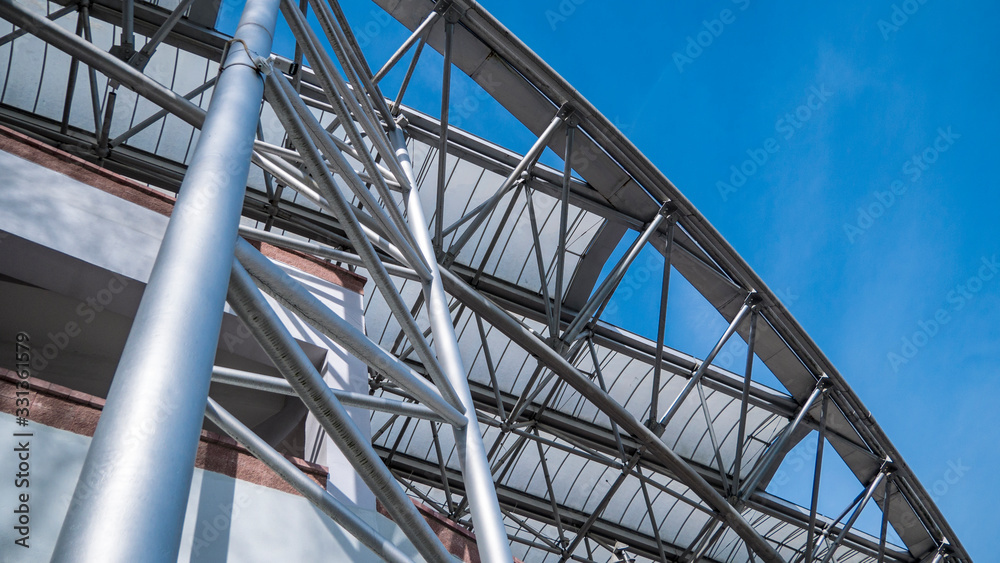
[390,33,427,113]
[446,111,566,262]
[110,77,216,147]
[238,225,420,281]
[0,2,75,47]
[49,0,279,560]
[562,204,672,344]
[270,76,426,274]
[120,0,133,51]
[742,378,828,501]
[328,0,376,81]
[234,240,466,428]
[263,70,465,411]
[304,0,394,129]
[211,365,446,422]
[655,299,752,431]
[204,398,417,563]
[524,187,556,337]
[275,4,429,268]
[649,219,675,425]
[391,127,515,563]
[553,125,574,334]
[227,260,452,563]
[805,391,829,562]
[279,0,427,269]
[437,259,786,562]
[0,0,206,128]
[732,308,758,489]
[434,20,453,252]
[374,8,441,83]
[131,0,198,67]
[59,8,84,135]
[820,469,887,563]
[250,148,399,251]
[877,477,892,563]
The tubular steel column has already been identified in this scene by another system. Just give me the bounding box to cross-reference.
[391,128,515,563]
[561,204,672,344]
[49,0,279,560]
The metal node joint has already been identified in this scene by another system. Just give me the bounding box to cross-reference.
[435,0,463,22]
[556,102,576,122]
[220,38,274,76]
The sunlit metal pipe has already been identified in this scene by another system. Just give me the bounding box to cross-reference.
[204,397,417,563]
[211,365,446,423]
[226,260,453,563]
[49,0,279,560]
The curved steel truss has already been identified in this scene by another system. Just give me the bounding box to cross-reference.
[0,0,970,561]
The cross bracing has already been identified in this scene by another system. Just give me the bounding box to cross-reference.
[0,0,970,561]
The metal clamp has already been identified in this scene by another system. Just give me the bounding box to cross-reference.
[220,38,273,76]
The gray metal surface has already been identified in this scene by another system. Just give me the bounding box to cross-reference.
[0,0,970,561]
[44,0,279,560]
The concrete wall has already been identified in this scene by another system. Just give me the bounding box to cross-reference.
[0,133,376,509]
[0,128,438,559]
[0,408,425,562]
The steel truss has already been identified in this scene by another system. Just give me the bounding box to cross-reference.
[0,0,970,561]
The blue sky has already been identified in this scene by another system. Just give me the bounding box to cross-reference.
[219,0,996,557]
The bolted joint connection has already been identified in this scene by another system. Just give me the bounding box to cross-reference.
[556,102,576,122]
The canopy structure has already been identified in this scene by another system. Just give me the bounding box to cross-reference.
[0,0,970,561]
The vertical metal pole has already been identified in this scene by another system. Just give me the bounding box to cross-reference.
[655,299,752,432]
[80,8,104,133]
[820,469,887,563]
[732,307,759,489]
[562,204,671,344]
[50,0,279,560]
[877,477,892,563]
[374,8,442,83]
[59,6,85,135]
[648,219,675,426]
[805,391,828,562]
[524,186,557,338]
[741,376,827,501]
[553,124,575,333]
[391,127,515,563]
[434,20,454,253]
[120,0,134,54]
[204,398,416,563]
